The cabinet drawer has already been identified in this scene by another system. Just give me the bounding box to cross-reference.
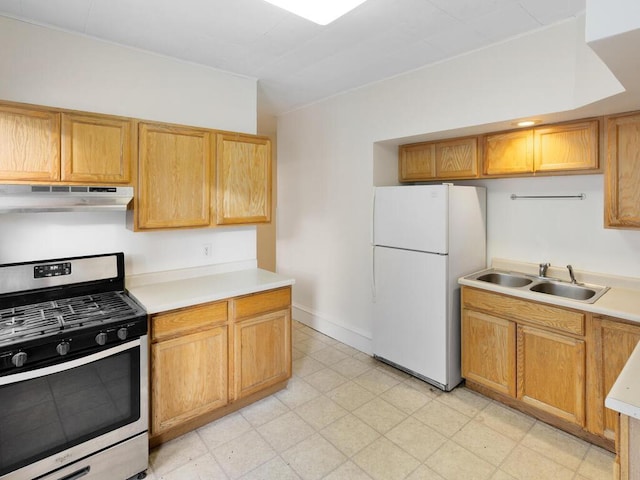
[233,287,291,321]
[151,301,228,341]
[462,287,584,335]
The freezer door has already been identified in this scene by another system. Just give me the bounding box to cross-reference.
[373,246,449,386]
[373,185,448,254]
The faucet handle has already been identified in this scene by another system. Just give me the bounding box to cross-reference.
[567,265,577,284]
[539,263,550,277]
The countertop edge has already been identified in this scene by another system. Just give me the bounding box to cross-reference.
[606,341,640,418]
[127,268,295,314]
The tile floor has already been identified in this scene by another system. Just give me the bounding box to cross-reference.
[146,320,615,480]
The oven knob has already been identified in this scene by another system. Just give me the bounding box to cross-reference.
[95,332,108,346]
[56,341,70,356]
[11,351,27,368]
[117,327,128,340]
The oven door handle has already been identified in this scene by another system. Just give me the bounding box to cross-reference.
[0,338,142,385]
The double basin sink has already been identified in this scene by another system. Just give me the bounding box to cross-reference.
[464,269,610,304]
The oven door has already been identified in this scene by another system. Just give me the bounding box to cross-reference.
[0,335,148,480]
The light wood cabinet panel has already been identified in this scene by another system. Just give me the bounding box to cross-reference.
[399,143,436,181]
[138,122,212,229]
[61,112,132,183]
[234,287,291,321]
[234,309,291,399]
[462,309,516,396]
[463,287,584,335]
[435,137,478,178]
[605,112,640,228]
[0,103,60,181]
[589,316,640,441]
[216,133,271,225]
[483,129,534,175]
[517,325,585,426]
[399,137,478,182]
[534,120,599,173]
[151,326,228,436]
[151,301,227,341]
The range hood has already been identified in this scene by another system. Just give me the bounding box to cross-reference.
[0,184,134,213]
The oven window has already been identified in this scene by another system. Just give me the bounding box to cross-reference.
[0,348,140,476]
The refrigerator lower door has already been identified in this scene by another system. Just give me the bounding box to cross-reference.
[373,246,449,389]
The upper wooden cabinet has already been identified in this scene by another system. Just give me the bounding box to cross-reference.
[399,137,478,182]
[533,120,599,173]
[400,117,601,182]
[216,133,271,225]
[605,112,640,228]
[61,112,133,183]
[137,122,212,229]
[0,103,60,181]
[484,129,534,175]
[483,120,599,176]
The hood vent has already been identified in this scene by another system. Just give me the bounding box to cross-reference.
[0,184,134,213]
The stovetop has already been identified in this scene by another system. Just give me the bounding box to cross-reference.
[0,291,145,347]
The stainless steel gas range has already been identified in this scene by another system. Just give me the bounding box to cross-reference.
[0,253,149,480]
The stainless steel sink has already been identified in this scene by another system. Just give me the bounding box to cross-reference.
[476,272,533,288]
[464,269,610,304]
[529,281,608,302]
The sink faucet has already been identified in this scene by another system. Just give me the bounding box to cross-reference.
[567,265,578,284]
[539,263,550,277]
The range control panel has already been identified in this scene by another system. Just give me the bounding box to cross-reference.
[34,262,72,278]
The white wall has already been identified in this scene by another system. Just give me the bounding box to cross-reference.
[276,17,640,352]
[0,17,258,274]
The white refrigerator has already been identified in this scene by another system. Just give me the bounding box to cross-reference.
[372,184,486,391]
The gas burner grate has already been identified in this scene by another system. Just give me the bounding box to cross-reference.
[0,291,143,346]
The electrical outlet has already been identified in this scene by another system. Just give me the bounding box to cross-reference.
[202,243,212,258]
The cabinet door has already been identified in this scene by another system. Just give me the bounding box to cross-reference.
[590,317,640,440]
[61,112,132,183]
[399,143,436,181]
[216,133,271,225]
[435,137,478,178]
[483,129,534,175]
[534,120,599,173]
[138,122,211,229]
[517,325,585,426]
[151,326,228,436]
[0,103,60,181]
[605,113,640,228]
[461,309,516,396]
[234,309,291,399]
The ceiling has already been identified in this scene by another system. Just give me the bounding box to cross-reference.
[0,0,586,119]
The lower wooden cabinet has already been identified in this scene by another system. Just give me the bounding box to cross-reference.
[461,309,515,396]
[148,287,292,446]
[234,309,291,399]
[516,325,585,426]
[461,286,609,449]
[588,316,640,441]
[151,326,228,435]
[232,287,292,399]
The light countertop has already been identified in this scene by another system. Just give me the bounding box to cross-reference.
[458,259,640,324]
[606,341,640,418]
[127,267,295,314]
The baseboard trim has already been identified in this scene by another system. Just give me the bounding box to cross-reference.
[292,303,372,355]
